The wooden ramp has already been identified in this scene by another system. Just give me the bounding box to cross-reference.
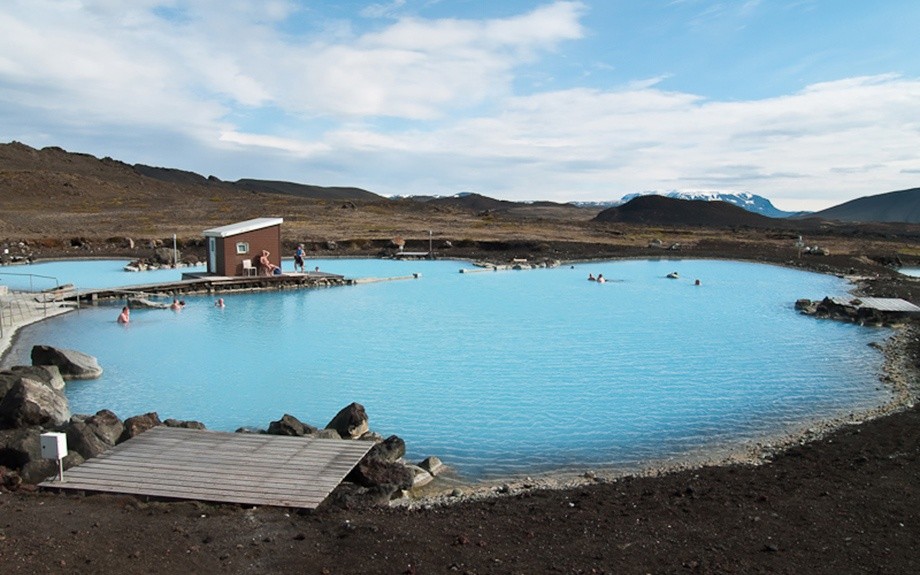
[40,427,373,509]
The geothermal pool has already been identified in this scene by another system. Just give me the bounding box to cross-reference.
[2,258,891,479]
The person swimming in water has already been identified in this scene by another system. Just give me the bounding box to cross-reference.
[117,306,130,324]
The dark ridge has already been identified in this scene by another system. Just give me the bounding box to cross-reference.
[427,193,516,212]
[593,194,796,228]
[232,179,383,201]
[525,200,574,208]
[807,187,920,224]
[133,164,219,187]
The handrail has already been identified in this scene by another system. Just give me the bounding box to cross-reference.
[0,271,60,292]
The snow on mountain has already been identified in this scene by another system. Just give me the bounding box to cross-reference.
[575,190,804,218]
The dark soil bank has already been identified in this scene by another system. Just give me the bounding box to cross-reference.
[1,246,919,574]
[2,384,919,574]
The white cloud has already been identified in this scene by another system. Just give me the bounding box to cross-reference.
[0,1,918,211]
[218,130,330,156]
[326,74,920,210]
[360,0,407,19]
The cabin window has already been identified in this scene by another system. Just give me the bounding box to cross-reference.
[236,241,250,254]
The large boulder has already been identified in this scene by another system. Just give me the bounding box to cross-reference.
[118,412,162,443]
[31,346,102,380]
[153,247,179,265]
[20,451,84,484]
[84,410,124,444]
[314,428,341,440]
[0,372,19,401]
[267,413,316,436]
[5,365,65,392]
[347,458,414,491]
[405,464,433,489]
[0,427,42,469]
[164,418,206,430]
[325,402,369,439]
[344,433,412,493]
[418,456,445,476]
[66,410,124,459]
[0,379,70,429]
[323,482,400,509]
[367,435,406,463]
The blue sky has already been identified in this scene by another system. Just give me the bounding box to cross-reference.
[2,1,919,211]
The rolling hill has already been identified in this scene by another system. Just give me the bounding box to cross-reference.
[807,187,920,224]
[593,194,804,228]
[618,190,805,218]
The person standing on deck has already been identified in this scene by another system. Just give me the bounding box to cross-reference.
[294,244,306,273]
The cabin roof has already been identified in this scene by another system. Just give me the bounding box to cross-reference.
[203,217,284,238]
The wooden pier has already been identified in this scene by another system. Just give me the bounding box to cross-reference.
[69,271,350,304]
[41,427,373,509]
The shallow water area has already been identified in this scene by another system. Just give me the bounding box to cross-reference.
[3,258,892,481]
[0,259,204,291]
[898,267,920,278]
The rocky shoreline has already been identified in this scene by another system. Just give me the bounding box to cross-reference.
[2,250,917,506]
[0,346,447,504]
[2,247,920,573]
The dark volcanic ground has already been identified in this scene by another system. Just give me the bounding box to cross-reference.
[2,372,919,574]
[1,244,919,574]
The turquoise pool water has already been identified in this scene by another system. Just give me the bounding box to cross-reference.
[3,258,891,480]
[899,267,920,278]
[0,259,205,291]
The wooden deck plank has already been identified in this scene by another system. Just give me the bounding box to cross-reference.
[65,462,360,485]
[91,438,370,460]
[50,474,339,497]
[45,480,328,507]
[74,453,360,472]
[40,427,373,509]
[56,460,359,481]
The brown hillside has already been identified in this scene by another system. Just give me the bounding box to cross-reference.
[2,141,919,267]
[808,187,920,224]
[427,193,516,212]
[232,179,381,201]
[0,142,600,247]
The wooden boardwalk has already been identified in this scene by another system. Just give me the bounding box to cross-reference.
[68,271,350,304]
[40,427,373,509]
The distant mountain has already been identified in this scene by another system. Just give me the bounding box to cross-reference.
[231,179,381,201]
[134,165,383,201]
[425,193,517,212]
[616,191,804,218]
[593,194,806,229]
[391,192,473,202]
[807,187,920,224]
[397,192,581,213]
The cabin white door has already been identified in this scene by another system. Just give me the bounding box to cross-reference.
[208,237,217,273]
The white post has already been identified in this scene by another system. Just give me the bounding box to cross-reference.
[173,234,178,267]
[429,230,433,257]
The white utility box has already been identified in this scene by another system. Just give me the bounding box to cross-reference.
[40,432,68,460]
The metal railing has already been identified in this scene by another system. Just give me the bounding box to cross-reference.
[0,272,75,339]
[0,271,60,292]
